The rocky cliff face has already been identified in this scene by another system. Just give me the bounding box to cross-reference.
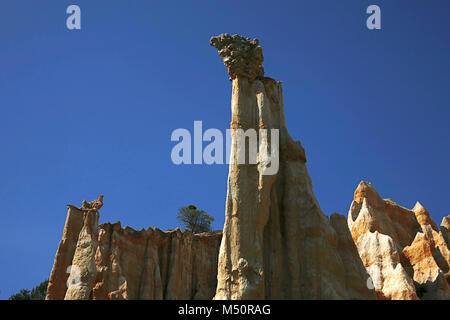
[46,205,221,300]
[348,181,450,300]
[46,34,449,300]
[46,205,97,300]
[329,213,378,300]
[209,34,376,300]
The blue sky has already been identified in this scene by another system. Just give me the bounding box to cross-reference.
[0,1,449,299]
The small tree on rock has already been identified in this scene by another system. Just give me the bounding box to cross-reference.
[9,279,48,300]
[176,205,214,234]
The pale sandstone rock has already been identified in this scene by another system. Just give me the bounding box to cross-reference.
[441,217,450,267]
[65,207,99,299]
[329,213,377,300]
[46,205,85,300]
[92,224,221,300]
[46,205,221,300]
[348,181,450,300]
[211,34,373,300]
[413,202,438,231]
[210,34,264,81]
[402,226,450,299]
[440,217,450,263]
[46,35,449,301]
[356,231,417,300]
[348,181,421,249]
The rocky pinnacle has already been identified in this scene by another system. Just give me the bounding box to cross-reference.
[210,34,376,300]
[210,34,264,81]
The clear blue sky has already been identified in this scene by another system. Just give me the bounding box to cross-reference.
[0,1,449,299]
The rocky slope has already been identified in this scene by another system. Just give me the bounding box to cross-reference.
[348,181,450,300]
[46,205,221,300]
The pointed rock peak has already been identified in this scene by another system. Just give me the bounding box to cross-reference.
[412,201,429,215]
[354,181,382,205]
[441,215,450,230]
[357,181,374,190]
[412,201,439,231]
[330,212,345,220]
[330,213,352,237]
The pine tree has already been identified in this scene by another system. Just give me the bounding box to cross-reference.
[176,205,214,234]
[9,279,48,300]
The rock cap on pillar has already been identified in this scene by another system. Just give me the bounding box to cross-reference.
[210,34,264,81]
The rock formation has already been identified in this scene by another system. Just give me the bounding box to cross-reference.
[329,213,378,300]
[348,181,450,300]
[46,205,95,300]
[46,205,221,300]
[81,195,104,211]
[210,34,376,300]
[46,34,448,300]
[210,34,264,81]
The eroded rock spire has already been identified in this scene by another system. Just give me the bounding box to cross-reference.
[210,34,376,300]
[210,34,264,81]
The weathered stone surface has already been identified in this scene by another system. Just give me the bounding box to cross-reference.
[210,34,264,81]
[356,230,418,300]
[413,202,438,232]
[402,225,450,299]
[46,205,86,300]
[348,182,421,249]
[64,207,99,299]
[348,181,450,300]
[329,213,378,300]
[211,34,374,300]
[440,217,450,263]
[92,224,221,300]
[47,34,449,301]
[82,195,104,211]
[46,205,221,300]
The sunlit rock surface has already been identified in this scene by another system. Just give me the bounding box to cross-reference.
[46,205,221,300]
[211,34,375,300]
[348,181,450,300]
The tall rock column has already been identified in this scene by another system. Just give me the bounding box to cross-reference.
[64,208,99,299]
[210,34,375,300]
[46,205,86,300]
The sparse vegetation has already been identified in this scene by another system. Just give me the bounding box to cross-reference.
[176,205,214,234]
[8,279,48,300]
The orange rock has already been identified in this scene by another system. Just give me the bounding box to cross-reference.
[348,181,450,300]
[46,205,86,300]
[413,202,438,231]
[211,34,374,300]
[329,213,377,300]
[46,205,221,300]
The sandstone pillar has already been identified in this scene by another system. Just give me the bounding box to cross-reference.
[210,34,373,299]
[46,205,85,300]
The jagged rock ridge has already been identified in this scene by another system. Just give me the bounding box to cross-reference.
[46,205,221,300]
[348,181,450,300]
